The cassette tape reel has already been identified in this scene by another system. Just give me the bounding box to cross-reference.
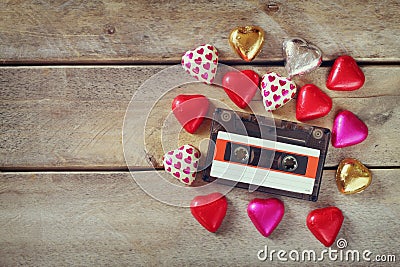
[203,108,330,201]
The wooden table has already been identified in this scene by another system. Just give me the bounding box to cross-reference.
[1,1,399,266]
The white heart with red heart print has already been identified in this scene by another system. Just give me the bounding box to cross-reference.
[260,72,297,111]
[181,44,218,84]
[163,144,200,185]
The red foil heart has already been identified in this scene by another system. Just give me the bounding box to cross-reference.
[222,70,260,109]
[306,207,344,247]
[326,55,365,91]
[172,94,209,134]
[247,198,285,237]
[332,110,368,148]
[296,84,332,121]
[190,192,227,233]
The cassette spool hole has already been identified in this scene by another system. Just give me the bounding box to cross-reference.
[282,155,298,171]
[233,146,249,162]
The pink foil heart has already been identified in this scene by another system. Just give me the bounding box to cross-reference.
[247,198,285,237]
[332,110,368,148]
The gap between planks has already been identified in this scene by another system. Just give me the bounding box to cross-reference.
[2,166,400,173]
[1,61,400,67]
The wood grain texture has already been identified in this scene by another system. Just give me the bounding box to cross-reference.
[0,170,398,266]
[1,65,399,169]
[0,0,399,63]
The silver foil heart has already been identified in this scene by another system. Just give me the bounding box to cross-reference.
[283,38,322,77]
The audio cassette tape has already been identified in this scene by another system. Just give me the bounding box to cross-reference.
[202,108,330,201]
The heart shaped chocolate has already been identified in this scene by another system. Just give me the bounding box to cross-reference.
[260,72,297,111]
[283,38,322,77]
[229,26,265,62]
[172,94,209,134]
[222,69,260,109]
[332,110,368,148]
[306,207,344,247]
[181,44,218,84]
[163,144,200,185]
[247,198,284,237]
[190,192,227,233]
[296,84,332,121]
[336,158,372,194]
[326,55,365,91]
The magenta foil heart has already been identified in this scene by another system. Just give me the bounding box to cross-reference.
[332,110,368,148]
[247,198,285,237]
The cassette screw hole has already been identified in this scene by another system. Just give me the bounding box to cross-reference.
[282,155,298,171]
[221,111,232,122]
[313,129,323,139]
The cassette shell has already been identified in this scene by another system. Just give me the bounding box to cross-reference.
[202,108,330,201]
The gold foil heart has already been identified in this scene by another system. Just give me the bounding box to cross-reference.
[336,158,372,194]
[229,26,265,62]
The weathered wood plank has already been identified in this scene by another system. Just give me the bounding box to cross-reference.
[0,0,399,63]
[1,66,399,169]
[0,170,398,266]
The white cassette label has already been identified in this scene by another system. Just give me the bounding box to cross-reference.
[210,131,320,194]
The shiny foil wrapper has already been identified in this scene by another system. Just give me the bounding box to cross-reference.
[283,38,322,77]
[229,26,265,62]
[336,158,372,194]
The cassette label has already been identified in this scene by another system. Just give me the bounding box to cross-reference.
[210,131,320,194]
